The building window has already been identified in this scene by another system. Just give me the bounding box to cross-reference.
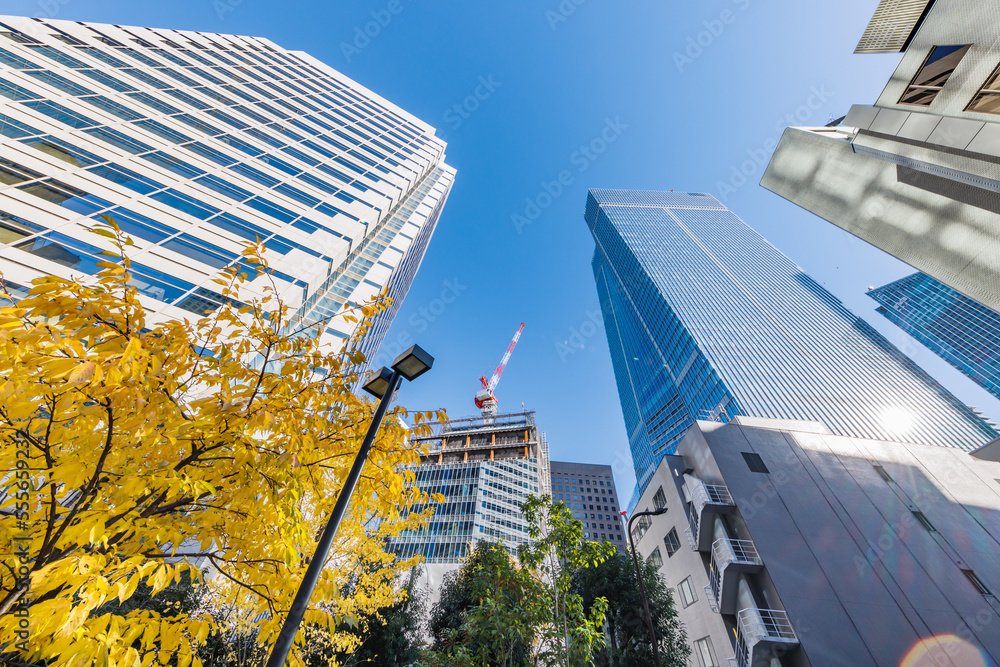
[966,62,1000,114]
[873,464,893,483]
[653,486,667,510]
[648,547,663,568]
[630,514,652,543]
[961,569,992,596]
[899,45,971,106]
[677,576,698,608]
[693,636,719,667]
[664,527,681,557]
[742,452,769,473]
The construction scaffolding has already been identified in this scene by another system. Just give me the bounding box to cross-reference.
[387,410,550,568]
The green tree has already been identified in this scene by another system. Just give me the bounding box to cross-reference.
[572,551,689,667]
[422,499,616,666]
[518,495,616,666]
[426,540,538,665]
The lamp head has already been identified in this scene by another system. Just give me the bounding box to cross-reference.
[392,344,434,381]
[362,366,394,399]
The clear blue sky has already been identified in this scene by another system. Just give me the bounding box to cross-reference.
[10,0,999,495]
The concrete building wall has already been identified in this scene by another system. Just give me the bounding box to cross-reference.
[875,0,1000,119]
[631,455,736,667]
[761,0,1000,313]
[632,418,1000,666]
[761,125,1000,313]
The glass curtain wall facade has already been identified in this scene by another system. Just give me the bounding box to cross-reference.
[388,412,549,564]
[586,189,998,496]
[0,15,454,356]
[868,272,1000,402]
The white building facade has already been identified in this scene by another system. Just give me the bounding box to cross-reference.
[0,15,454,352]
[762,0,1000,313]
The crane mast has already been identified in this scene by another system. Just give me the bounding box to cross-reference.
[475,322,524,420]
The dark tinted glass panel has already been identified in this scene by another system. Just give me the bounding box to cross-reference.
[0,157,43,184]
[899,45,970,106]
[741,452,769,474]
[967,92,1000,114]
[0,113,41,138]
[0,211,43,244]
[912,45,970,87]
[22,136,102,166]
[966,64,1000,114]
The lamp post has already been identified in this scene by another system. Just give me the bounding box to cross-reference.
[627,507,668,667]
[265,345,434,667]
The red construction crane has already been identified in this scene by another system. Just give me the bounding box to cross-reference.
[475,322,524,418]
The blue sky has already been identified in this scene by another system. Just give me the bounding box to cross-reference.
[9,0,999,495]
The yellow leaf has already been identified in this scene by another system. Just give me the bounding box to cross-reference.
[121,336,142,363]
[68,361,97,384]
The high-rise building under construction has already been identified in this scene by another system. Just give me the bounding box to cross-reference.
[387,411,550,595]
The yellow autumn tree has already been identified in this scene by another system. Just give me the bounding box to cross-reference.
[0,224,443,666]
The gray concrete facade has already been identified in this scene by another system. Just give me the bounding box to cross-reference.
[632,417,1000,667]
[761,0,1000,313]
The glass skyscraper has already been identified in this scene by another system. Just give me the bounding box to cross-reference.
[0,15,453,356]
[586,189,998,496]
[868,272,1000,403]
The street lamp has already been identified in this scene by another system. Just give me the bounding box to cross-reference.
[265,345,434,667]
[627,506,668,667]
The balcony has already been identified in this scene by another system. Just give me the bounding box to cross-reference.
[683,526,697,552]
[685,477,735,551]
[709,537,763,615]
[735,608,798,667]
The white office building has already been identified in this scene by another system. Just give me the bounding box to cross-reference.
[762,0,1000,313]
[0,15,454,353]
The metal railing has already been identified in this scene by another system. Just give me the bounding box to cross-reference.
[704,584,720,613]
[683,526,697,551]
[690,479,734,520]
[737,607,797,645]
[713,537,762,570]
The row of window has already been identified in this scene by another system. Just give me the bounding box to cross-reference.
[2,18,435,161]
[0,42,429,193]
[900,43,1000,114]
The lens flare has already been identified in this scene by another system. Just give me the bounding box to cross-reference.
[900,635,992,667]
